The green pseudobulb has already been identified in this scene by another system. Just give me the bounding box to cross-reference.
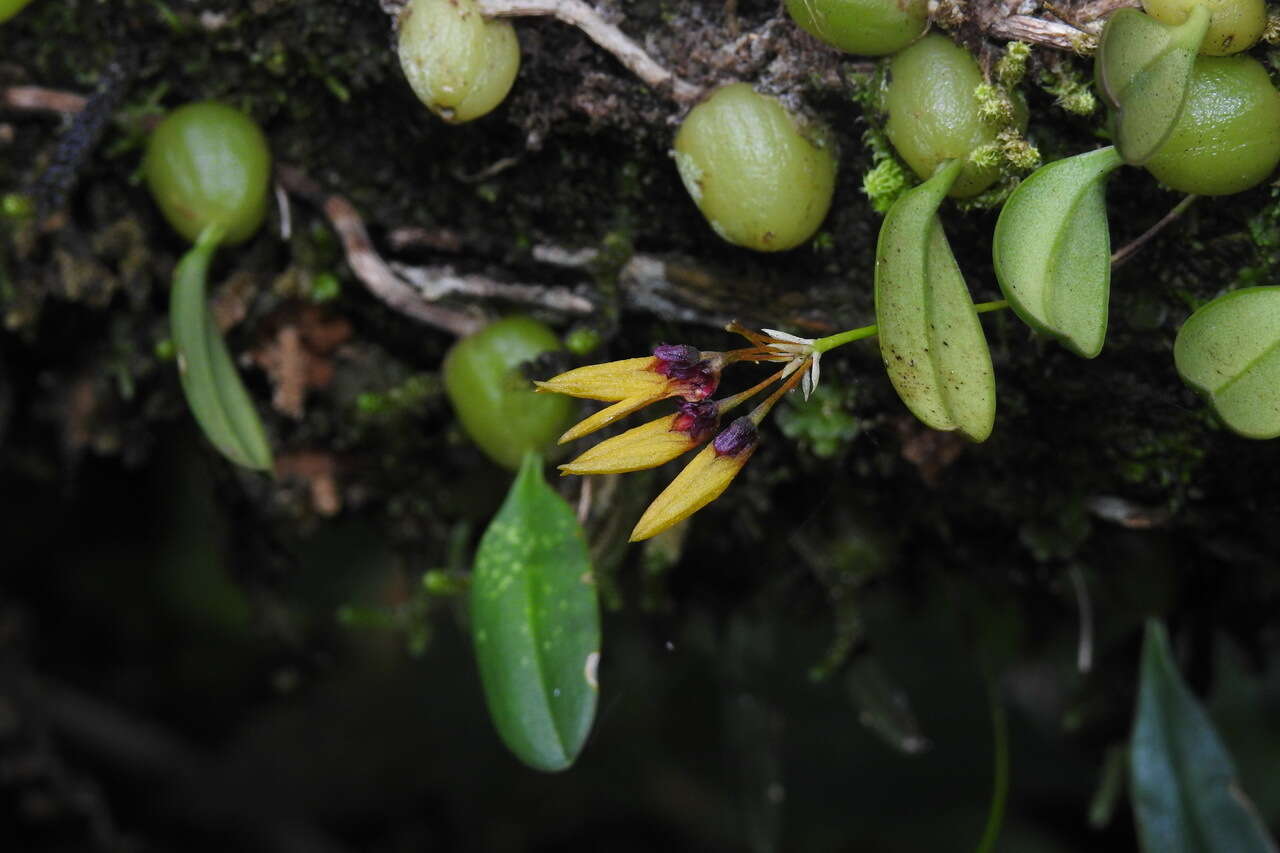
[673,83,837,251]
[885,34,1025,198]
[397,0,520,123]
[1142,0,1265,55]
[144,102,271,246]
[785,0,928,56]
[444,316,574,470]
[1144,54,1280,195]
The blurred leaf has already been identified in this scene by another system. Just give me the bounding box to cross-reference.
[170,226,273,470]
[845,656,929,755]
[1174,287,1280,439]
[875,158,995,442]
[993,146,1123,358]
[1096,7,1208,164]
[471,451,600,772]
[1130,620,1278,853]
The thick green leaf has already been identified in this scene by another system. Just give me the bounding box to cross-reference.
[993,146,1124,358]
[1174,287,1280,438]
[170,226,273,470]
[1130,620,1278,853]
[1097,6,1210,165]
[471,451,600,772]
[875,158,995,442]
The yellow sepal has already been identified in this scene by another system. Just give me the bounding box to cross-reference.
[629,442,756,541]
[535,357,664,402]
[559,414,701,475]
[557,395,655,444]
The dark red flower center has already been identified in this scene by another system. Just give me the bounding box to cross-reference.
[671,400,720,442]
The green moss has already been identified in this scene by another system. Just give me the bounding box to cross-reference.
[776,383,861,458]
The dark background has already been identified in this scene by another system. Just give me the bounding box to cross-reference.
[3,0,1280,850]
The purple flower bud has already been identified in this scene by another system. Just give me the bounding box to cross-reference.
[671,399,720,442]
[652,344,702,373]
[653,343,720,401]
[712,416,758,457]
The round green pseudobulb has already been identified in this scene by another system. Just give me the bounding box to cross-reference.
[443,316,574,470]
[673,83,837,251]
[397,0,520,124]
[144,102,271,246]
[1145,55,1280,195]
[0,0,34,23]
[885,34,1024,198]
[1142,0,1265,55]
[785,0,928,56]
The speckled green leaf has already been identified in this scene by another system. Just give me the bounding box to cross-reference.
[170,226,273,471]
[471,451,600,772]
[875,158,995,442]
[1130,620,1278,853]
[1174,287,1280,438]
[993,146,1124,358]
[1097,6,1209,165]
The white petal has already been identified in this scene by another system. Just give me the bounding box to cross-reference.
[761,328,812,345]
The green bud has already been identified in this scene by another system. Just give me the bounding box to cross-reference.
[0,193,33,220]
[1145,55,1280,195]
[563,326,602,356]
[673,83,837,251]
[974,83,1015,124]
[422,570,470,596]
[885,35,1027,198]
[144,101,271,245]
[1142,0,1265,54]
[996,42,1031,86]
[309,271,341,303]
[443,315,574,469]
[862,158,911,213]
[784,0,928,56]
[397,0,520,124]
[0,0,34,24]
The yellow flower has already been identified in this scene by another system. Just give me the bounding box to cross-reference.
[543,324,815,542]
[629,416,759,541]
[536,345,724,443]
[558,400,720,475]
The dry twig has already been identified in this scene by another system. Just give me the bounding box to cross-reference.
[277,166,484,337]
[0,86,88,114]
[477,0,703,102]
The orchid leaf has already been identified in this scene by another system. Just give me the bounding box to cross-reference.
[170,226,273,471]
[875,158,995,442]
[1130,620,1278,853]
[1097,6,1210,165]
[1174,286,1280,439]
[993,146,1125,358]
[471,451,600,772]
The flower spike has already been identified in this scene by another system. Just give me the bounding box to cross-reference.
[558,367,787,476]
[629,357,811,541]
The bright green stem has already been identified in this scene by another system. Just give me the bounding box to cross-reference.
[975,680,1010,853]
[813,300,1010,354]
